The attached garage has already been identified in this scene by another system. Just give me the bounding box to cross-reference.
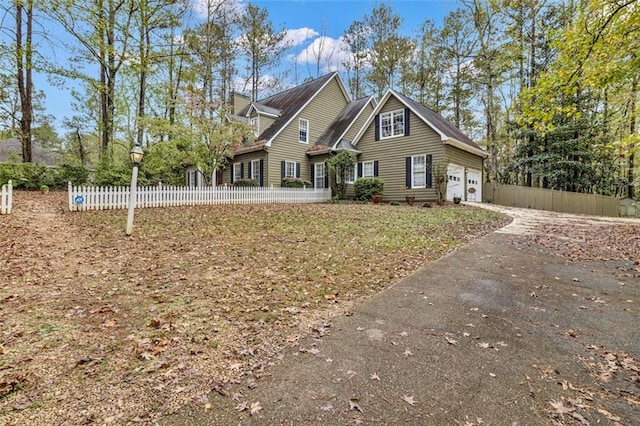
[466,169,482,202]
[446,164,465,201]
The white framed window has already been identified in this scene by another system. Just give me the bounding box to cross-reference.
[251,159,261,182]
[232,162,242,182]
[299,118,309,143]
[411,155,426,188]
[337,165,356,184]
[250,116,259,137]
[285,161,296,178]
[380,110,404,139]
[362,161,375,178]
[314,162,325,189]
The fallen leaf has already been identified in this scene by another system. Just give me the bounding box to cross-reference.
[478,342,490,349]
[370,373,380,381]
[404,349,413,356]
[402,395,416,405]
[445,336,457,345]
[349,398,363,412]
[250,401,262,415]
[549,399,574,414]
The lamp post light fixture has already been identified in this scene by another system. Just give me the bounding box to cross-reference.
[125,144,145,235]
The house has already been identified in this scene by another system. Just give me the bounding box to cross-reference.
[351,90,486,202]
[0,138,61,166]
[226,71,374,189]
[213,73,485,202]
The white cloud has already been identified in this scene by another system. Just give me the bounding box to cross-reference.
[295,36,352,73]
[282,28,319,48]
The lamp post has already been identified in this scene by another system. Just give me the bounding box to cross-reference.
[125,144,144,235]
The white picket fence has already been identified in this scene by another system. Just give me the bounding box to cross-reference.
[68,182,331,211]
[1,180,12,215]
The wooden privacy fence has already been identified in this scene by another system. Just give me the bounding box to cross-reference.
[1,180,12,215]
[68,182,331,211]
[485,182,622,217]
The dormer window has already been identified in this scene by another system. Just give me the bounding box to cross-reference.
[380,110,404,139]
[250,116,259,137]
[299,118,309,143]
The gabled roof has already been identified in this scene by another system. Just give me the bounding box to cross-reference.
[250,102,281,118]
[242,72,350,146]
[314,96,375,148]
[353,90,487,158]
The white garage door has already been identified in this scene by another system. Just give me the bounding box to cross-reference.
[466,169,482,202]
[446,164,464,201]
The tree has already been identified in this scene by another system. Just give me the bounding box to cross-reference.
[440,9,476,131]
[14,0,34,162]
[326,151,356,200]
[363,2,413,98]
[341,20,368,99]
[237,2,288,102]
[47,0,136,163]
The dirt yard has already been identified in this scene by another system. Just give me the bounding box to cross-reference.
[0,191,508,425]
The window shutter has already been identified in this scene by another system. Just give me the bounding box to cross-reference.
[357,162,363,178]
[324,163,329,188]
[426,155,433,188]
[281,161,285,179]
[247,162,252,179]
[374,114,380,141]
[310,165,315,184]
[259,160,264,186]
[404,108,410,136]
[296,162,301,178]
[373,161,379,177]
[406,157,412,188]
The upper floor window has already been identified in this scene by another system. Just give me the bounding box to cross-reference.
[380,110,404,139]
[250,116,259,137]
[299,118,309,143]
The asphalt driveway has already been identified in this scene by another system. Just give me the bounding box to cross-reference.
[163,205,640,425]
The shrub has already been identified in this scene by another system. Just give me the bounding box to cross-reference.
[354,177,384,201]
[233,178,259,187]
[55,163,90,187]
[281,178,311,188]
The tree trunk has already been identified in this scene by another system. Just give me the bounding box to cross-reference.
[628,75,637,199]
[16,0,34,163]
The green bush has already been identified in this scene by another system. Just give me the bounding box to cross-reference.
[281,178,311,188]
[55,163,90,186]
[233,178,259,187]
[354,177,384,201]
[93,162,134,186]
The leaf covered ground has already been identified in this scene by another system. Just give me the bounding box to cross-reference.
[0,192,508,425]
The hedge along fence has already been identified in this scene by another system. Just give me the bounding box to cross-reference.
[68,182,331,211]
[1,180,12,214]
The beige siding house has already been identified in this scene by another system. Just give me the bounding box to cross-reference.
[351,90,486,202]
[213,73,485,202]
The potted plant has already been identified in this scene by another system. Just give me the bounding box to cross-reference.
[372,194,383,204]
[40,184,49,194]
[453,195,462,204]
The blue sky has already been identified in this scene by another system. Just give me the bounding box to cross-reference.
[31,0,461,134]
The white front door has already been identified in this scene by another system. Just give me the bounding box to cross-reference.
[466,169,482,202]
[446,164,464,201]
[314,163,325,189]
